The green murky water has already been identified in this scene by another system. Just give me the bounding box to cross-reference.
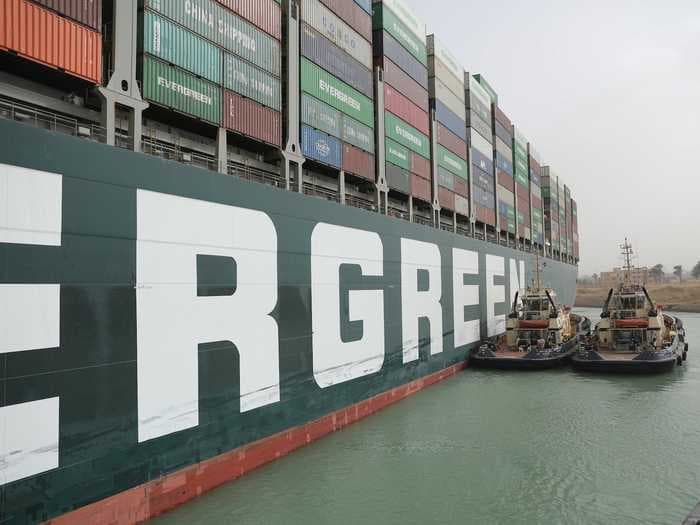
[154,309,700,525]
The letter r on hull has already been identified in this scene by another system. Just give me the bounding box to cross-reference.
[136,191,279,443]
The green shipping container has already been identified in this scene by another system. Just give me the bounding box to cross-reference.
[142,11,222,85]
[384,112,429,159]
[385,138,411,170]
[301,58,374,128]
[373,3,427,66]
[437,145,467,179]
[142,56,221,124]
[143,0,281,77]
[224,53,281,111]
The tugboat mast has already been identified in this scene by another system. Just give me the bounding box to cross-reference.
[620,238,634,284]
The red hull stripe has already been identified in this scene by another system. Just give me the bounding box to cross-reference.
[44,362,467,525]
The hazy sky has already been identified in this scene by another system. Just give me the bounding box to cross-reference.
[404,0,700,276]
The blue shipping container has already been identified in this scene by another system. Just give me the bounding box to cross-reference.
[354,0,371,14]
[495,152,513,175]
[434,99,466,140]
[473,186,496,210]
[471,147,494,175]
[472,165,495,193]
[302,125,342,168]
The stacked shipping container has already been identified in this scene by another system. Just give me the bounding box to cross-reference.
[299,0,375,180]
[138,0,283,146]
[572,199,579,260]
[373,0,431,202]
[512,127,530,240]
[0,0,102,84]
[565,185,573,258]
[493,106,516,236]
[427,35,468,216]
[528,145,544,246]
[542,168,560,255]
[466,75,496,226]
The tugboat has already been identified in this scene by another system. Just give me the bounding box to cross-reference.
[573,240,688,373]
[472,256,590,370]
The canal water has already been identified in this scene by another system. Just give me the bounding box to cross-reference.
[154,309,700,525]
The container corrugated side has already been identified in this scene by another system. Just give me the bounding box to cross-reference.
[301,58,374,128]
[302,23,373,98]
[470,128,493,161]
[301,0,371,68]
[385,138,410,170]
[224,53,281,111]
[472,166,495,193]
[377,56,428,108]
[376,0,427,45]
[215,0,281,40]
[0,0,102,84]
[437,167,454,190]
[429,77,465,120]
[467,111,492,145]
[355,0,371,14]
[454,177,468,197]
[436,145,467,180]
[384,112,430,159]
[29,0,101,31]
[436,123,467,160]
[301,124,342,168]
[373,30,427,89]
[427,34,462,83]
[473,187,495,209]
[411,174,431,202]
[142,56,221,123]
[302,93,341,139]
[142,11,222,85]
[468,94,491,125]
[427,56,463,103]
[224,89,281,146]
[144,0,281,76]
[434,100,466,141]
[384,84,429,135]
[516,183,530,201]
[386,162,411,194]
[494,106,512,129]
[495,122,513,147]
[341,114,374,153]
[372,3,426,66]
[318,0,371,42]
[474,205,496,226]
[497,171,515,192]
[473,73,498,106]
[455,194,469,216]
[410,152,430,179]
[471,149,494,178]
[342,143,375,181]
[467,75,491,113]
[438,187,455,211]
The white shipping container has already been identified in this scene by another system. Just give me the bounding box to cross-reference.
[497,185,514,203]
[428,56,464,102]
[470,128,493,161]
[430,77,466,121]
[467,75,491,113]
[427,35,462,81]
[495,136,512,158]
[455,194,469,216]
[302,0,372,69]
[377,0,427,44]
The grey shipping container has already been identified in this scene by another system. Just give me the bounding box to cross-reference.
[224,53,281,111]
[143,0,281,76]
[473,186,496,210]
[386,162,411,194]
[215,0,282,40]
[434,99,466,140]
[31,0,101,31]
[428,55,464,103]
[301,0,372,69]
[472,166,495,193]
[302,93,342,138]
[377,56,428,109]
[301,24,373,99]
[429,77,465,120]
[437,167,455,190]
[495,120,513,145]
[467,111,492,145]
[373,30,427,89]
[318,0,372,42]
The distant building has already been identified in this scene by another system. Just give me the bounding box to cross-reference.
[599,267,649,287]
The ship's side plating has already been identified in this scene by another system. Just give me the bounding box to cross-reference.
[0,120,576,524]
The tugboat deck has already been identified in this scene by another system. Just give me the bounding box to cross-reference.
[596,351,640,361]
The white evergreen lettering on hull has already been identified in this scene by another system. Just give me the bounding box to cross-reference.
[452,248,481,348]
[401,239,443,363]
[0,163,62,486]
[509,258,525,309]
[311,224,384,387]
[136,190,279,443]
[486,255,506,337]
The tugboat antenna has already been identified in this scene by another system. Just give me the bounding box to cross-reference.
[620,238,634,284]
[534,252,542,290]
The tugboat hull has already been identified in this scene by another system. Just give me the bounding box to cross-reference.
[470,348,576,370]
[571,354,677,374]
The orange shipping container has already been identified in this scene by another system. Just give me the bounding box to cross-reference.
[0,0,101,84]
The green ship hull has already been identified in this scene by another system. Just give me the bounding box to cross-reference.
[0,120,577,524]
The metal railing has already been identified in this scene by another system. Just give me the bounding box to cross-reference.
[413,215,433,227]
[346,194,376,212]
[387,206,410,221]
[0,98,106,143]
[229,161,285,189]
[303,182,340,203]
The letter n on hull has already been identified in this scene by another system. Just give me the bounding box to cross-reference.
[136,190,280,443]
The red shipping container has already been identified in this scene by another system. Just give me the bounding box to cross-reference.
[475,205,496,226]
[29,0,101,31]
[494,106,512,129]
[375,56,429,109]
[438,187,455,211]
[342,143,375,181]
[223,90,281,147]
[384,84,430,136]
[532,195,542,209]
[454,177,468,197]
[317,0,371,42]
[0,0,102,83]
[497,170,515,192]
[410,152,431,180]
[216,0,281,40]
[516,183,529,200]
[437,123,467,160]
[411,174,431,203]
